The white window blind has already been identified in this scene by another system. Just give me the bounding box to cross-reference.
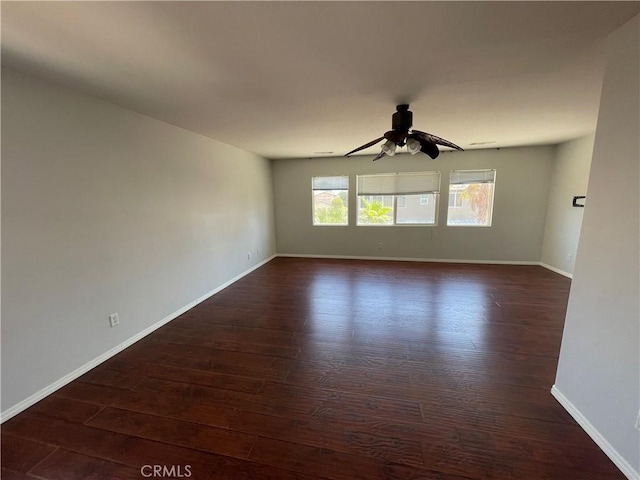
[357,172,441,196]
[312,176,349,190]
[449,169,496,185]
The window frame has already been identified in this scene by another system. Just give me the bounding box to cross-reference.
[312,176,349,226]
[446,169,497,227]
[356,172,440,227]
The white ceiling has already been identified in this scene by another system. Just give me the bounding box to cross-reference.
[2,2,638,159]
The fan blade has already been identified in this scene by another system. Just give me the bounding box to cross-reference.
[413,130,463,151]
[345,137,385,156]
[419,138,440,159]
[372,151,387,161]
[383,130,406,144]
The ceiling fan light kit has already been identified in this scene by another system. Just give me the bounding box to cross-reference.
[345,104,464,161]
[406,137,421,155]
[381,140,397,156]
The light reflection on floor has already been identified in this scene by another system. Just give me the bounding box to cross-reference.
[303,266,494,351]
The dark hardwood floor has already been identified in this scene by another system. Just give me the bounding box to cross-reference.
[2,257,624,479]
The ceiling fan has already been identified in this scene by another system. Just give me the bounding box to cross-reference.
[344,104,464,161]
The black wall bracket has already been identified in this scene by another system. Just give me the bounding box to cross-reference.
[572,196,586,207]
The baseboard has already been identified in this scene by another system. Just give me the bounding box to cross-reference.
[539,262,573,278]
[0,254,277,424]
[551,385,639,479]
[277,253,539,265]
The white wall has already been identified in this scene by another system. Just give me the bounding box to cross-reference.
[554,15,639,479]
[540,135,594,276]
[1,68,276,416]
[272,146,554,262]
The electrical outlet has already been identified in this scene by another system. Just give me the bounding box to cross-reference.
[378,242,383,249]
[247,252,251,260]
[635,409,640,431]
[108,313,119,328]
[566,253,572,262]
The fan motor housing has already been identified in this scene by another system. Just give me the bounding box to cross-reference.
[392,104,413,133]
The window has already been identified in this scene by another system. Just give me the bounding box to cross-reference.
[312,176,348,225]
[447,169,496,226]
[357,172,440,226]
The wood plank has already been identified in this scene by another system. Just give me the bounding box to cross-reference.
[93,360,265,393]
[0,469,40,480]
[148,329,300,358]
[26,395,104,423]
[192,404,425,467]
[0,434,57,473]
[421,442,625,480]
[211,456,331,480]
[29,449,141,480]
[249,437,472,480]
[258,381,423,423]
[84,407,257,458]
[3,409,222,474]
